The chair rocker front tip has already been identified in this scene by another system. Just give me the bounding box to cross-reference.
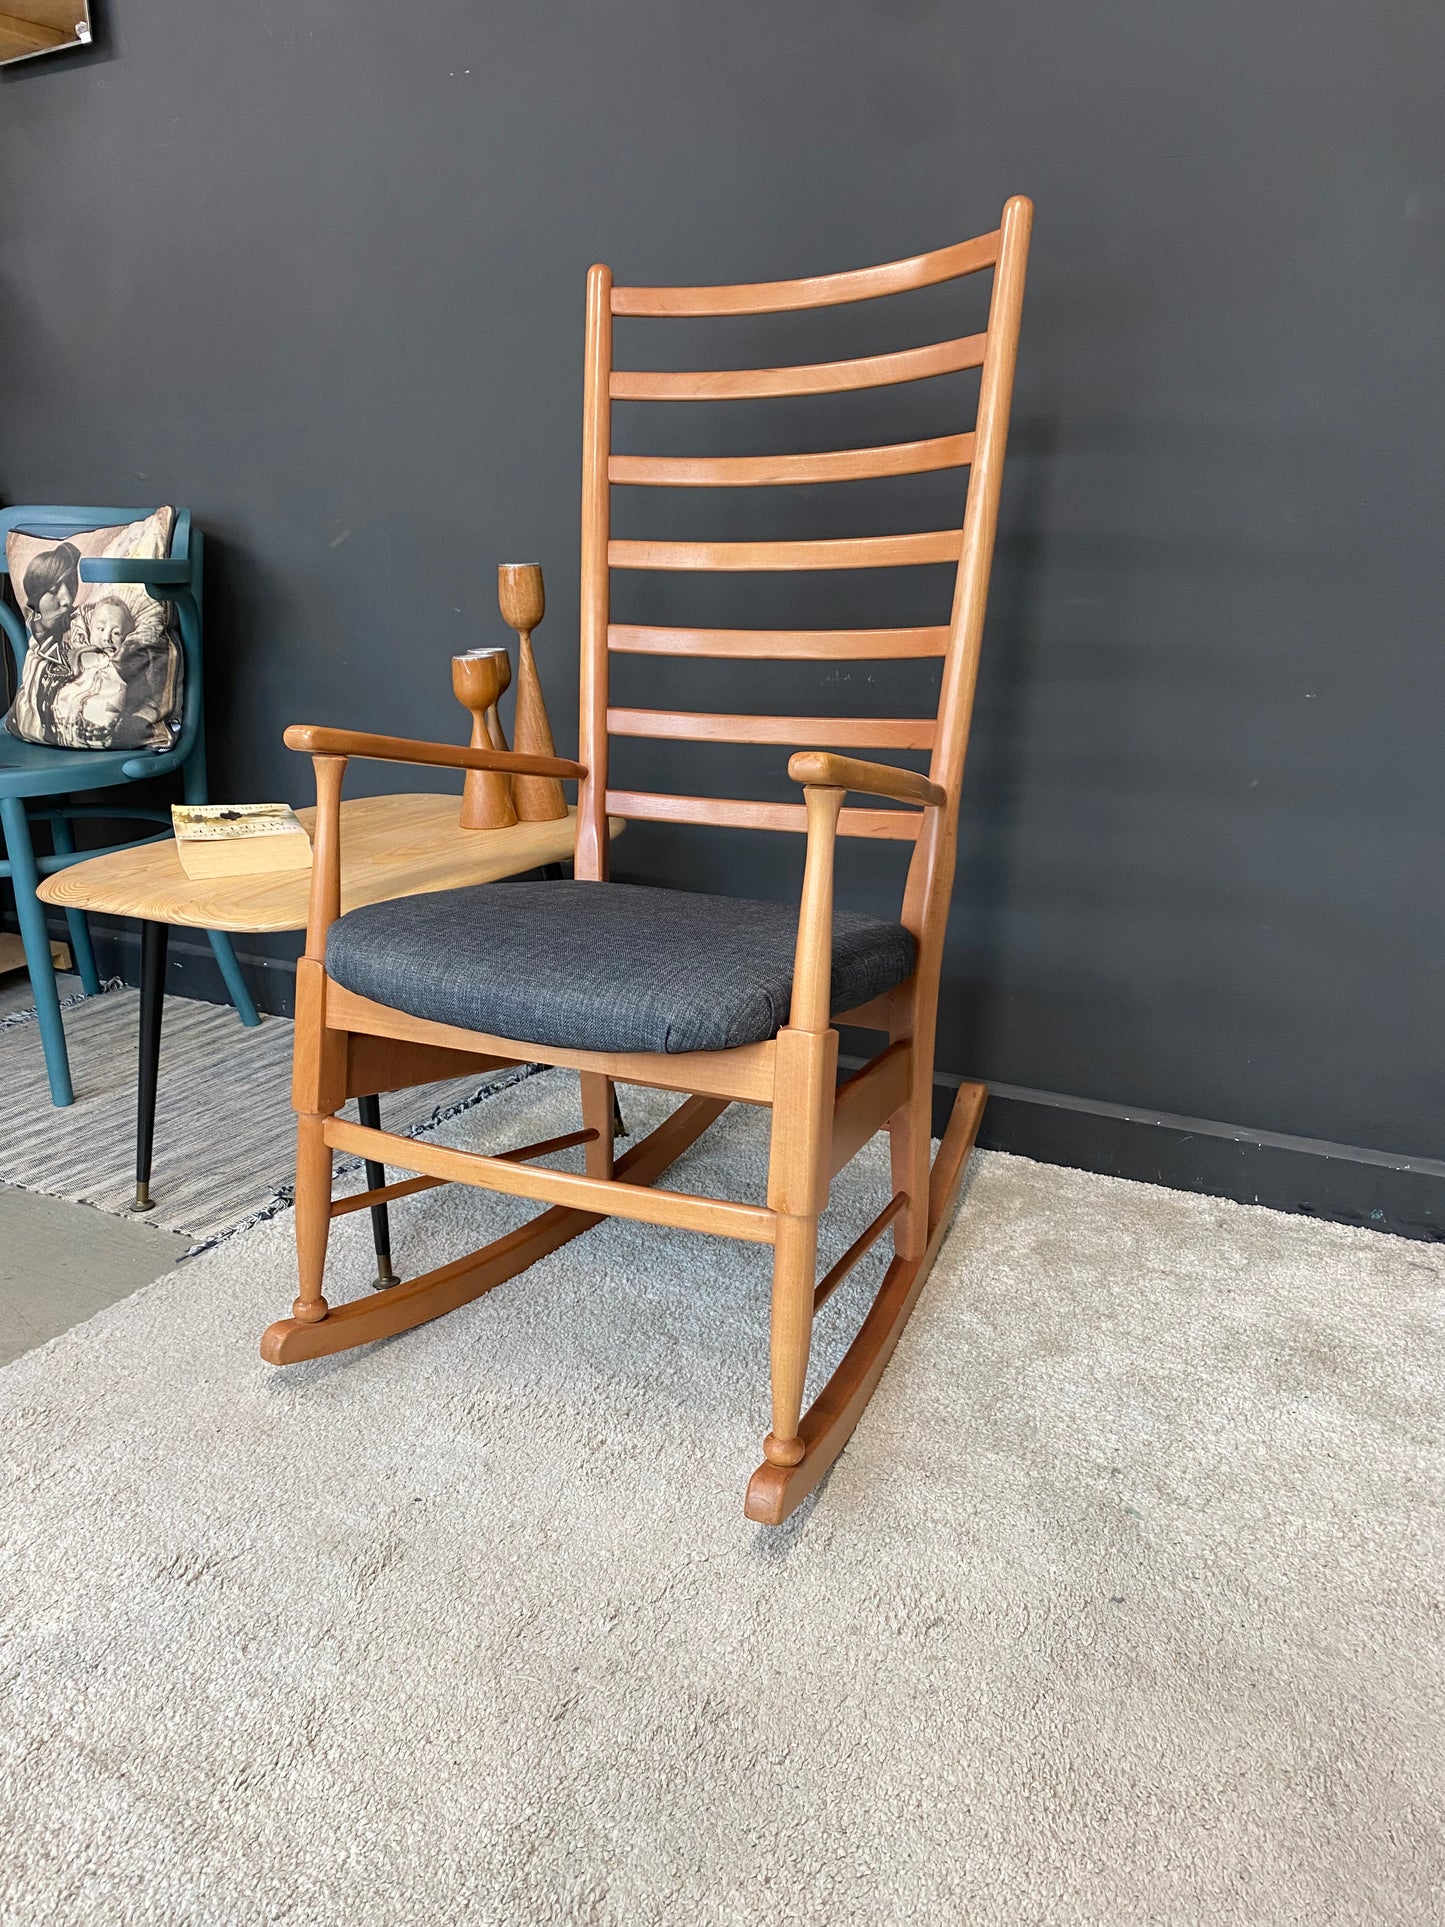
[265,197,1032,1525]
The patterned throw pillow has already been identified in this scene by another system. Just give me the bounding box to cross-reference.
[4,508,185,753]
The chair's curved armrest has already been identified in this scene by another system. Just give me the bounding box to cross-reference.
[79,558,192,588]
[283,724,585,782]
[788,750,945,810]
[121,745,187,781]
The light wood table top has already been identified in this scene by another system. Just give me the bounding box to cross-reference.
[37,795,612,934]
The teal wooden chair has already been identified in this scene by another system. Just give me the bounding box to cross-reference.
[0,505,259,1105]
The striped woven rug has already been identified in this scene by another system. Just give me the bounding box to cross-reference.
[0,982,531,1247]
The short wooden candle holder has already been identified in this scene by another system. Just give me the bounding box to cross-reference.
[452,647,518,829]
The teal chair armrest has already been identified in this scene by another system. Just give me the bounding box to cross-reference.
[78,558,193,589]
[121,745,189,780]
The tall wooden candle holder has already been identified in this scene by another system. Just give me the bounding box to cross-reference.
[452,647,518,829]
[499,564,569,822]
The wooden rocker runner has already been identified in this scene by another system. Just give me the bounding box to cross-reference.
[266,198,1033,1524]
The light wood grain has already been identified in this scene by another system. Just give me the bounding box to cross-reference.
[576,261,615,883]
[608,432,975,488]
[759,789,843,1467]
[609,232,999,316]
[326,1114,776,1245]
[326,980,779,1106]
[608,530,961,572]
[829,1040,912,1178]
[37,796,600,933]
[610,333,987,401]
[498,565,570,823]
[282,724,583,781]
[607,709,935,750]
[608,624,950,659]
[745,1079,988,1524]
[890,193,1034,1260]
[452,650,519,830]
[787,751,946,810]
[0,19,66,56]
[4,0,83,29]
[603,789,922,841]
[344,1033,513,1100]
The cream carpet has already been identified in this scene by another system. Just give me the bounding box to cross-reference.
[0,1072,1440,1926]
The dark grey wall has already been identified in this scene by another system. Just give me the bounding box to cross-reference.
[3,1,1442,1168]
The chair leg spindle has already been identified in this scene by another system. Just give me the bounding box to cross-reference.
[581,1072,616,1180]
[763,1212,818,1468]
[293,1111,333,1324]
[888,1092,932,1261]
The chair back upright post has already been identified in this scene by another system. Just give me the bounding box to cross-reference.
[576,263,615,883]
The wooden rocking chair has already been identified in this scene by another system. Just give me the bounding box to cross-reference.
[266,197,1033,1524]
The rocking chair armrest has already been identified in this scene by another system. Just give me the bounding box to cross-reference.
[283,724,585,782]
[785,754,942,1033]
[787,751,946,811]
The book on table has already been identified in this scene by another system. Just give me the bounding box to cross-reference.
[171,803,313,880]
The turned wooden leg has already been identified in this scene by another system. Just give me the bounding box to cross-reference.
[580,1072,615,1180]
[293,1111,333,1324]
[764,1212,818,1467]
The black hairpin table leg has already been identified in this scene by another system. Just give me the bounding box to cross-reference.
[356,1092,400,1288]
[132,919,168,1212]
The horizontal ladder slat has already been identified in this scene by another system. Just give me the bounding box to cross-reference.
[610,233,1000,316]
[608,432,975,487]
[610,333,987,402]
[608,530,961,572]
[608,624,950,659]
[605,789,923,841]
[326,1116,777,1245]
[608,709,935,750]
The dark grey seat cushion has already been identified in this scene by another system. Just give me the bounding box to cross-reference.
[326,880,915,1055]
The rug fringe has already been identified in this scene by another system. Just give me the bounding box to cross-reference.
[0,976,126,1033]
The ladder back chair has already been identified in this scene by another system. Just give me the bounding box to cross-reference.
[271,196,1032,1525]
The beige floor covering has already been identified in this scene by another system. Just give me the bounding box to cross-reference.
[0,1072,1440,1926]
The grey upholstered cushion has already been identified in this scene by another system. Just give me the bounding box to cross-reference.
[325,879,915,1055]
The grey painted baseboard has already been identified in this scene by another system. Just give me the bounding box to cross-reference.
[940,1071,1442,1245]
[12,913,1441,1243]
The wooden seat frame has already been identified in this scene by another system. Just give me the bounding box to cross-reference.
[265,197,1033,1524]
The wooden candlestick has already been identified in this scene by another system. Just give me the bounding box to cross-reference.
[452,647,517,829]
[484,646,511,752]
[499,563,568,822]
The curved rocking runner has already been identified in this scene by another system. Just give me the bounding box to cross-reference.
[266,199,1032,1524]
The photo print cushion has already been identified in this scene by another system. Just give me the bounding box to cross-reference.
[4,507,185,752]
